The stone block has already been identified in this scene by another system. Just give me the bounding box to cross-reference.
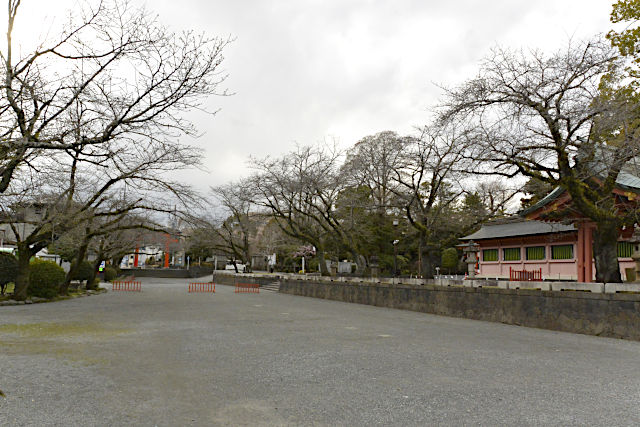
[507,281,550,291]
[550,282,604,293]
[604,282,640,294]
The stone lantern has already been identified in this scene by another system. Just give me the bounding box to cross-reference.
[369,255,379,278]
[462,240,480,279]
[628,227,640,282]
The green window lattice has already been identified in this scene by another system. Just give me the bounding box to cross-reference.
[503,247,521,261]
[526,246,545,260]
[483,249,498,262]
[551,244,573,260]
[617,242,633,258]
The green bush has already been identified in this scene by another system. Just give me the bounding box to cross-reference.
[72,260,94,281]
[441,248,459,273]
[28,258,65,299]
[103,266,117,282]
[0,252,18,285]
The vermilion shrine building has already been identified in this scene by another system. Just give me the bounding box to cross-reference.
[460,172,640,282]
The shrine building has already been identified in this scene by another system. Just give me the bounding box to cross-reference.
[460,167,640,282]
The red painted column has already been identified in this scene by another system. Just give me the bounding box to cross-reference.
[164,233,171,268]
[577,223,585,282]
[133,245,139,267]
[584,224,594,283]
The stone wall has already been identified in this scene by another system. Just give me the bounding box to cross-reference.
[277,279,640,341]
[121,266,212,278]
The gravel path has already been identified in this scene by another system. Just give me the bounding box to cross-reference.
[1,277,640,426]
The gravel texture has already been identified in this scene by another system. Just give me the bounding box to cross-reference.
[1,277,640,426]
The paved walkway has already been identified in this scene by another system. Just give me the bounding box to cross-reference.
[1,277,639,426]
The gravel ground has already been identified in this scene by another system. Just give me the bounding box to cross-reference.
[1,277,640,426]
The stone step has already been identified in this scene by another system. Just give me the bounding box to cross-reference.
[260,282,281,291]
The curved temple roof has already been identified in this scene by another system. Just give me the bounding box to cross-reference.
[460,218,576,241]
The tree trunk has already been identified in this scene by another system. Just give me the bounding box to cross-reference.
[61,242,89,295]
[86,257,102,290]
[419,235,434,279]
[244,251,252,273]
[593,221,622,283]
[13,243,32,301]
[352,252,367,276]
[317,249,330,276]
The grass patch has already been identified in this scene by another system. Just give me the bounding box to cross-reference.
[0,322,132,338]
[0,321,133,365]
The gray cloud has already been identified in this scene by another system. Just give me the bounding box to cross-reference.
[122,1,616,188]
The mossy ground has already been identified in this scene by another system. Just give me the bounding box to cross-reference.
[0,321,133,365]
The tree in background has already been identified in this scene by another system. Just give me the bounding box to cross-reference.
[250,145,345,276]
[440,248,459,275]
[519,178,555,209]
[209,180,258,272]
[340,132,409,273]
[391,123,477,278]
[608,0,640,90]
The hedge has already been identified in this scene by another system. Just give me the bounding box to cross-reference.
[28,258,65,299]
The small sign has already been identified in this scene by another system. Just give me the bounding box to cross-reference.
[99,261,106,272]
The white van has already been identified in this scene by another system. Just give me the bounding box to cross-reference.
[225,262,246,273]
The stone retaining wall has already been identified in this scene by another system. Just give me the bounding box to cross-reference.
[277,279,640,341]
[121,266,212,278]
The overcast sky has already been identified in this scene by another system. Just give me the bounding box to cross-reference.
[20,0,616,191]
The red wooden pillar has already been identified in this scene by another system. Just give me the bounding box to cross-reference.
[576,222,595,283]
[577,223,585,282]
[133,245,139,267]
[163,233,177,268]
[584,224,594,282]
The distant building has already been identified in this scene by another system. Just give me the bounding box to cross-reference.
[0,202,47,245]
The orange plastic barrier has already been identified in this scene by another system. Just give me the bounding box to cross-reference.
[188,282,216,293]
[112,281,142,292]
[234,283,260,293]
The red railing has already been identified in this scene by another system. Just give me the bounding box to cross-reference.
[235,283,260,293]
[509,267,543,282]
[189,282,216,293]
[112,281,142,292]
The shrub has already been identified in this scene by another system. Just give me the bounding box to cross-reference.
[441,248,459,274]
[72,261,94,282]
[103,266,117,282]
[0,252,18,285]
[28,258,66,299]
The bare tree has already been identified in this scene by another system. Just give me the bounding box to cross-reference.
[343,131,409,212]
[0,0,230,193]
[1,109,205,299]
[209,180,259,272]
[392,124,476,278]
[439,38,638,282]
[0,0,230,298]
[250,145,343,275]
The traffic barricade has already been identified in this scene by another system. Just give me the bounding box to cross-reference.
[234,283,260,293]
[188,282,216,293]
[112,280,142,292]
